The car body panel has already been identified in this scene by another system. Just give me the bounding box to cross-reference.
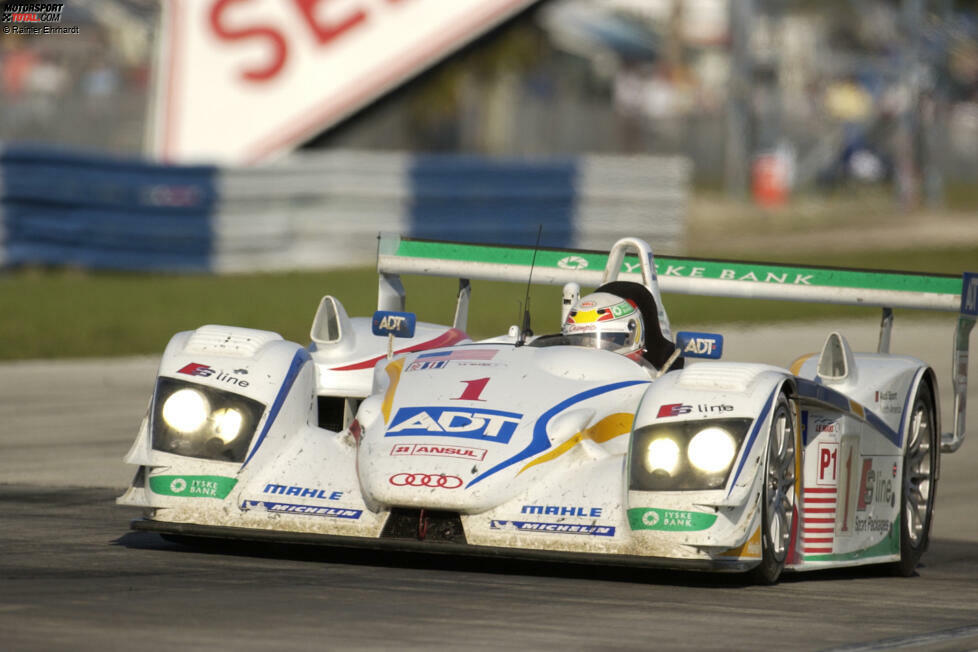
[119,236,975,578]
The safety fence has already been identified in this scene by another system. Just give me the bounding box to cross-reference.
[0,146,689,273]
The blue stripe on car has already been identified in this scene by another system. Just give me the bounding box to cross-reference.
[466,380,649,488]
[796,378,901,447]
[895,370,925,450]
[727,388,776,496]
[241,348,312,468]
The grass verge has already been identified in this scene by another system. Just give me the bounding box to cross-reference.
[3,245,975,361]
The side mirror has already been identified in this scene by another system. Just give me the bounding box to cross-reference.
[675,331,723,359]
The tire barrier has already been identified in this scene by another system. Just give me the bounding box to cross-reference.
[0,145,689,272]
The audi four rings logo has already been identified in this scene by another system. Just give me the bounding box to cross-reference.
[389,473,464,489]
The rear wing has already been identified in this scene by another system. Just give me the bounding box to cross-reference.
[375,234,976,453]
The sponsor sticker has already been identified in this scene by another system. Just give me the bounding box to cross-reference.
[627,508,717,532]
[521,505,603,517]
[856,459,895,510]
[557,256,589,270]
[490,520,615,536]
[389,473,463,489]
[390,443,487,461]
[149,475,238,499]
[240,500,361,519]
[371,310,416,338]
[262,483,343,500]
[385,406,521,443]
[176,362,250,387]
[675,331,723,359]
[657,403,691,418]
[656,403,733,418]
[874,390,901,414]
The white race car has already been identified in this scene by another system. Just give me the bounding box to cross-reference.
[119,235,977,583]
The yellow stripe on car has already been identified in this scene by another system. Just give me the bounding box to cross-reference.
[380,359,405,424]
[517,412,634,475]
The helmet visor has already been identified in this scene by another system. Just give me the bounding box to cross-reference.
[563,331,634,351]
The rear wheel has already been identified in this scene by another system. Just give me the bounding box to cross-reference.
[750,394,796,585]
[894,382,938,576]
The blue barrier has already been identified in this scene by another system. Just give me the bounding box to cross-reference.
[407,154,576,248]
[1,145,216,271]
[0,146,688,273]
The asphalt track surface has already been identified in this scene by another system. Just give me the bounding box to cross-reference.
[2,321,977,651]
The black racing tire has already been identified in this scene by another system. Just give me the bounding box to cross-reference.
[893,381,939,577]
[750,393,797,585]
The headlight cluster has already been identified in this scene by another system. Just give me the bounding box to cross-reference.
[152,377,265,463]
[630,419,753,491]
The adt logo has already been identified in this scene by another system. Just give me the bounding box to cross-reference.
[372,310,416,338]
[962,273,978,317]
[657,403,692,418]
[676,331,723,359]
[386,407,522,443]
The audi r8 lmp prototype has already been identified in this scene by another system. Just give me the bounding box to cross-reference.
[119,235,977,583]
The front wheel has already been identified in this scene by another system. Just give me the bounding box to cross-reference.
[893,381,938,576]
[750,393,797,585]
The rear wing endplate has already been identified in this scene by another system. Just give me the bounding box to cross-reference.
[376,234,976,453]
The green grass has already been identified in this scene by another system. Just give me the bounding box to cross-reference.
[3,244,975,361]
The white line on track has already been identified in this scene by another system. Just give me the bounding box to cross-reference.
[819,623,978,651]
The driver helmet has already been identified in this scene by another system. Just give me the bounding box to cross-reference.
[562,292,645,359]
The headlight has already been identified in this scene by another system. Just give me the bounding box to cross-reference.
[161,389,210,434]
[211,407,244,443]
[630,418,753,491]
[645,437,680,475]
[152,377,265,463]
[687,427,737,474]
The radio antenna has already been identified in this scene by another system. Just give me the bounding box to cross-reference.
[515,225,542,347]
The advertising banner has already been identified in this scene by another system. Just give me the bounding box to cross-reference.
[149,0,537,164]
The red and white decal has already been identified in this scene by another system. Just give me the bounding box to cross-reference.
[151,0,538,163]
[330,328,469,371]
[390,443,487,461]
[815,441,839,486]
[802,487,837,554]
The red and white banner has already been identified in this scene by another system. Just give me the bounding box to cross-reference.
[149,0,537,164]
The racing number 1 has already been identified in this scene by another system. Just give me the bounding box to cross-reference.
[453,378,489,401]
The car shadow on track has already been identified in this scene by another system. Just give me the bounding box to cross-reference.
[113,528,957,588]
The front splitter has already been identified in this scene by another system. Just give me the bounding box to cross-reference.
[130,518,755,573]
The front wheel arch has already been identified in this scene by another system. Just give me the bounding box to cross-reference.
[893,376,939,577]
[749,388,798,585]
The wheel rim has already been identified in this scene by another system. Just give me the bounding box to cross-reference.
[904,396,934,547]
[766,404,796,561]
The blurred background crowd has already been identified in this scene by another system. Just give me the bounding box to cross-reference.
[2,0,977,207]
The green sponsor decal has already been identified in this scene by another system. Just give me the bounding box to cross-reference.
[610,301,635,318]
[628,507,718,532]
[149,475,238,499]
[803,518,900,563]
[393,239,961,296]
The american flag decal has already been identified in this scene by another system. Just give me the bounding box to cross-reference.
[803,487,837,555]
[417,349,497,361]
